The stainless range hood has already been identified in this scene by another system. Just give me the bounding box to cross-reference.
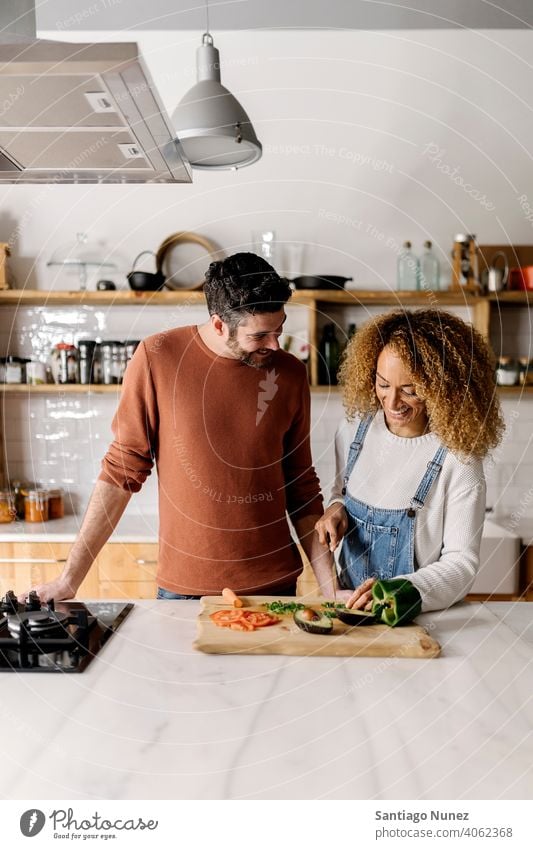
[0,35,192,183]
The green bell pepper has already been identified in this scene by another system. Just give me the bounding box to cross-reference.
[371,578,422,627]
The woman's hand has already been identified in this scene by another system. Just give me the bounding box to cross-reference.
[315,503,348,552]
[345,577,376,610]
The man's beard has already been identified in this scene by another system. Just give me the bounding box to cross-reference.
[225,335,273,369]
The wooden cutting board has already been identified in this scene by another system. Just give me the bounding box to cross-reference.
[194,596,441,658]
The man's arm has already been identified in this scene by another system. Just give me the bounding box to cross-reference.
[19,481,132,604]
[293,514,337,598]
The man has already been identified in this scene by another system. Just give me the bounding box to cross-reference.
[23,253,335,602]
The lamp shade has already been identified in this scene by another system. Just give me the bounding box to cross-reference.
[172,34,262,170]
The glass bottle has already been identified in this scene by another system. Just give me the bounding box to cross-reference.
[319,324,340,385]
[420,240,440,291]
[397,241,420,291]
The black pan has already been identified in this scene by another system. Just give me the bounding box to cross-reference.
[292,275,352,290]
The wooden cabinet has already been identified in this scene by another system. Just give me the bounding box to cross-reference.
[0,541,158,599]
[96,543,158,599]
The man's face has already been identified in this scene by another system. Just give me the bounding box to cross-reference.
[225,309,287,368]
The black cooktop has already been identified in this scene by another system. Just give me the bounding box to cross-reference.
[0,591,133,673]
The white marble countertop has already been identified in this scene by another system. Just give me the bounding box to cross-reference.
[0,600,532,800]
[0,514,158,543]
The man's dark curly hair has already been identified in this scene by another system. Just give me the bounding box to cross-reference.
[203,252,292,328]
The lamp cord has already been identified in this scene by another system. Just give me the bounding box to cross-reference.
[205,0,210,36]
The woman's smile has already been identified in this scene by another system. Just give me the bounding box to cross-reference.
[375,346,429,437]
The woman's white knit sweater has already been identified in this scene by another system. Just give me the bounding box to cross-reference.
[330,411,486,612]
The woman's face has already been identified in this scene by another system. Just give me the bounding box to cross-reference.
[375,346,429,437]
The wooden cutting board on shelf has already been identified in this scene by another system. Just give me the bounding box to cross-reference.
[194,596,441,658]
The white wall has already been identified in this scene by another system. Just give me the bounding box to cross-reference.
[2,29,533,288]
[1,28,533,521]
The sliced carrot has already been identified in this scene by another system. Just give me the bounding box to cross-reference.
[230,620,255,631]
[222,587,244,608]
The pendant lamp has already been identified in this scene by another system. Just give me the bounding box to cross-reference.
[172,5,262,170]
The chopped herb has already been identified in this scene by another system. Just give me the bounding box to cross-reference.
[321,601,346,619]
[262,600,347,617]
[262,601,306,614]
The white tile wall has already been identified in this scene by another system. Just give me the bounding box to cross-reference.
[2,305,533,520]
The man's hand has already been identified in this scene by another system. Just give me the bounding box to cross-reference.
[345,577,376,610]
[18,576,77,605]
[315,502,348,552]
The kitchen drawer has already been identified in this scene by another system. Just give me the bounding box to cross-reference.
[96,543,159,582]
[0,542,98,598]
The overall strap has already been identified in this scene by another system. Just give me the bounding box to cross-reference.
[342,413,374,496]
[410,444,448,511]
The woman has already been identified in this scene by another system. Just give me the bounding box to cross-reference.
[316,309,504,612]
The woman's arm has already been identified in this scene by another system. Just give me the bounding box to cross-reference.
[397,476,486,612]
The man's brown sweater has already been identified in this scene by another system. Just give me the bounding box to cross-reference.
[98,326,322,595]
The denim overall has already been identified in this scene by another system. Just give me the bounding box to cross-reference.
[338,414,448,589]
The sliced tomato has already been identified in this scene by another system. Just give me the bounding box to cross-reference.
[210,609,244,623]
[244,611,279,627]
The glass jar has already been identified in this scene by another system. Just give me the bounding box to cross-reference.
[78,340,97,385]
[496,356,519,386]
[47,488,64,519]
[518,357,533,386]
[26,358,47,385]
[24,489,49,522]
[0,490,16,523]
[52,343,79,384]
[125,340,140,358]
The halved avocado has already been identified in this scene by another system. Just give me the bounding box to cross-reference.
[336,608,378,627]
[294,608,333,635]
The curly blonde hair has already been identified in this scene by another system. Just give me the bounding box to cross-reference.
[338,309,504,459]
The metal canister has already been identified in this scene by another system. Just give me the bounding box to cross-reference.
[78,340,97,385]
[5,355,24,383]
[120,340,140,382]
[100,341,121,385]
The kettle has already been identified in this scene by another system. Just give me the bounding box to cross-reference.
[127,251,166,291]
[481,251,508,293]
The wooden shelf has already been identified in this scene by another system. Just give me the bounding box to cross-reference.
[0,289,208,306]
[0,383,120,394]
[495,385,533,394]
[0,288,480,308]
[304,289,478,306]
[487,291,533,304]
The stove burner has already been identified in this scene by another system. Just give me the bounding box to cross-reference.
[0,590,133,673]
[7,610,69,639]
